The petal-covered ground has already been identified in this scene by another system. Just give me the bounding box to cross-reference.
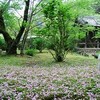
[0,52,100,99]
[0,65,100,100]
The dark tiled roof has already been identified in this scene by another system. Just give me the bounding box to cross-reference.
[77,16,100,26]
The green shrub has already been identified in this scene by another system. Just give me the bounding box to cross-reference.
[0,37,6,50]
[32,37,46,53]
[67,35,77,51]
[25,49,35,56]
[46,41,55,50]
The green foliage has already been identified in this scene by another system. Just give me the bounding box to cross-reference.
[95,31,100,38]
[4,13,20,38]
[67,35,77,51]
[46,38,55,50]
[25,49,36,56]
[0,37,6,50]
[42,0,69,62]
[33,37,46,53]
[0,0,23,38]
[41,0,95,62]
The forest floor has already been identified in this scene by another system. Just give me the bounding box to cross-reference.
[0,51,100,99]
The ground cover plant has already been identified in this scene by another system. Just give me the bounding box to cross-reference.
[0,52,100,100]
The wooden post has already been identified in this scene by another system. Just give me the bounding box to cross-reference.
[97,41,99,48]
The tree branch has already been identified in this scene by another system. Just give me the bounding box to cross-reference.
[15,0,30,44]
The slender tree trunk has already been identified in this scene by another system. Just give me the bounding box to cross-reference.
[54,16,66,62]
[20,0,43,55]
[20,31,28,55]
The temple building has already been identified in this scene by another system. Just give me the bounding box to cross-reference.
[75,15,100,48]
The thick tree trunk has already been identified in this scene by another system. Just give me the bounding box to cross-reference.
[7,0,30,55]
[0,11,17,54]
[0,11,12,41]
[0,0,30,55]
[0,10,15,54]
[6,44,17,55]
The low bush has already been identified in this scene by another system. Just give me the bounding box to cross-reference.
[32,37,46,53]
[0,37,6,50]
[25,49,36,56]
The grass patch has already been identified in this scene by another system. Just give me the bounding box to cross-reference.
[33,51,97,67]
[0,50,97,67]
[0,55,34,67]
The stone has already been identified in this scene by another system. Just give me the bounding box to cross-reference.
[0,49,2,54]
[98,54,100,70]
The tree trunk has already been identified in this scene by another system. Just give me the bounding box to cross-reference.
[39,49,43,53]
[0,10,15,54]
[56,53,64,62]
[8,0,30,55]
[0,0,30,55]
[6,44,17,55]
[20,31,28,55]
